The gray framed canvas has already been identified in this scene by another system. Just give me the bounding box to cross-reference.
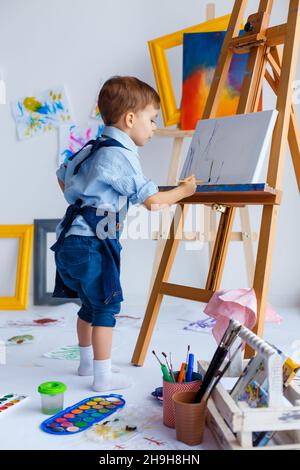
[34,219,80,305]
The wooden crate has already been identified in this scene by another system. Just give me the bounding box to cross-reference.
[198,321,300,450]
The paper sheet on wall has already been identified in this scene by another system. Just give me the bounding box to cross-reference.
[11,85,73,140]
[58,121,104,164]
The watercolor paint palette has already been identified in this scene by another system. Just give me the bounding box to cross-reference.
[40,394,125,435]
[0,393,28,413]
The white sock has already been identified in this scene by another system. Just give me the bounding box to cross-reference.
[78,345,93,376]
[92,359,132,392]
[78,345,120,376]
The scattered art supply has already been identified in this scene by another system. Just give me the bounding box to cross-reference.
[58,121,104,165]
[283,357,300,386]
[231,355,266,403]
[41,395,125,435]
[183,317,216,333]
[151,387,163,403]
[86,404,155,446]
[153,347,199,384]
[11,85,72,140]
[162,352,176,382]
[204,343,244,402]
[181,31,259,130]
[152,350,173,382]
[253,430,276,447]
[38,381,67,415]
[177,362,187,384]
[43,345,79,361]
[0,317,65,328]
[180,110,278,185]
[186,354,194,382]
[7,334,34,345]
[238,380,268,408]
[194,320,242,403]
[0,393,28,414]
[266,342,300,386]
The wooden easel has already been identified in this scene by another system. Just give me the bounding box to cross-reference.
[149,3,257,296]
[132,0,300,366]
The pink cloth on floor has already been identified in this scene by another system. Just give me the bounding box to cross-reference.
[204,288,282,343]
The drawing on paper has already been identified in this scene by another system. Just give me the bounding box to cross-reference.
[11,86,72,140]
[58,121,104,164]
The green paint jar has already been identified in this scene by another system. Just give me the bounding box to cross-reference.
[38,381,67,415]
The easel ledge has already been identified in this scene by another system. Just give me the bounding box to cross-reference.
[158,184,282,206]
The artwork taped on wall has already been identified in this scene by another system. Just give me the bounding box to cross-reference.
[11,86,73,140]
[181,31,260,130]
[180,110,278,185]
[90,98,104,122]
[58,121,104,165]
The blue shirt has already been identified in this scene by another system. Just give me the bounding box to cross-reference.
[56,126,158,238]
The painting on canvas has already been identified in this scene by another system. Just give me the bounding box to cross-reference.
[180,110,278,185]
[11,86,73,140]
[58,121,104,165]
[181,31,262,130]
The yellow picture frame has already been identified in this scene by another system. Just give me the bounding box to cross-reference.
[0,225,34,310]
[148,14,231,127]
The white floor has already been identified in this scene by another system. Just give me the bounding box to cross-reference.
[1,298,300,450]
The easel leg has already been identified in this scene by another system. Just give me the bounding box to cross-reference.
[148,137,184,297]
[206,207,236,291]
[132,204,188,366]
[239,207,255,285]
[267,46,300,193]
[245,205,279,357]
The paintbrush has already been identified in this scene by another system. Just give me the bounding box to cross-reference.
[162,351,176,382]
[178,179,204,185]
[194,320,242,403]
[169,352,175,381]
[203,342,244,402]
[152,350,172,382]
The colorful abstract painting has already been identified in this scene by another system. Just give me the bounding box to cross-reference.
[58,121,104,165]
[181,31,260,130]
[11,86,73,140]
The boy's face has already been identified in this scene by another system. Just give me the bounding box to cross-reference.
[126,104,159,147]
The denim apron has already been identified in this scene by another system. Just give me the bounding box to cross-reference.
[51,136,130,305]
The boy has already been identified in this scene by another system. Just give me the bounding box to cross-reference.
[52,76,196,392]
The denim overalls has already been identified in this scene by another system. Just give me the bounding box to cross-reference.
[51,136,129,327]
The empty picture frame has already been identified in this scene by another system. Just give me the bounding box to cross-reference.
[0,224,33,310]
[148,14,230,127]
[34,219,80,305]
[180,110,278,185]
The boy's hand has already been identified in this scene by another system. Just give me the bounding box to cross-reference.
[180,175,197,197]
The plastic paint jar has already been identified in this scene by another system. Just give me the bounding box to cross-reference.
[38,381,67,415]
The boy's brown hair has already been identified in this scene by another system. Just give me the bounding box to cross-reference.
[98,76,160,125]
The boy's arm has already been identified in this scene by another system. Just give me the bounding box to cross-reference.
[57,177,65,192]
[143,175,196,211]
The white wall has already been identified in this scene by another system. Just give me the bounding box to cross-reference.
[0,0,299,310]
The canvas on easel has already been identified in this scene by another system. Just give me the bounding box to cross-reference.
[180,109,278,184]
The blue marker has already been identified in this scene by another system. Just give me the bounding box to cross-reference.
[186,353,194,382]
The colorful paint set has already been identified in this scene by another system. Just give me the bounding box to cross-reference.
[0,393,28,413]
[40,394,125,435]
